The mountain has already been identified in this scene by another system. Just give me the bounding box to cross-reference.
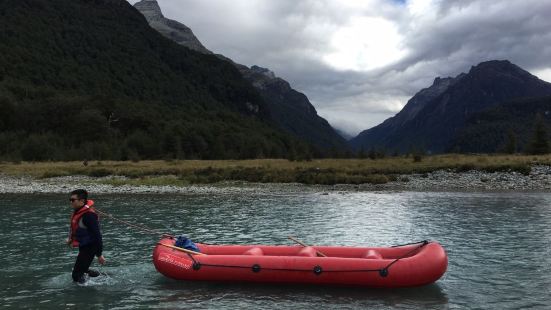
[236,65,348,152]
[453,96,551,153]
[133,0,211,54]
[0,0,311,161]
[350,60,551,153]
[133,0,348,154]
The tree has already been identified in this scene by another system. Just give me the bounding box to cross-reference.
[358,147,367,159]
[503,128,517,154]
[20,134,60,161]
[0,97,15,130]
[368,147,377,160]
[526,113,550,155]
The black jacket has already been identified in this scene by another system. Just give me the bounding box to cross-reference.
[74,209,103,257]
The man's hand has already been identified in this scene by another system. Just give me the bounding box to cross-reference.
[97,255,106,265]
[65,238,72,246]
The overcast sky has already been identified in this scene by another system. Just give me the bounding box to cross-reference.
[128,0,551,136]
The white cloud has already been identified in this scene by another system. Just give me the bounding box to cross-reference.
[407,0,435,17]
[323,16,408,71]
[533,68,551,83]
[317,93,410,136]
[128,0,551,136]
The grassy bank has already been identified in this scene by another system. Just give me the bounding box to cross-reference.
[1,154,550,186]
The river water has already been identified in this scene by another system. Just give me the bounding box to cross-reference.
[1,188,550,309]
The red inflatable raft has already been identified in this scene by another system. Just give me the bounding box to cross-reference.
[153,237,447,288]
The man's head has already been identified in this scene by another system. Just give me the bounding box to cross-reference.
[69,189,88,209]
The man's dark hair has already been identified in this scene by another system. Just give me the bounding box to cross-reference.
[70,189,88,202]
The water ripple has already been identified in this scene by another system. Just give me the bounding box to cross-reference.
[1,190,550,309]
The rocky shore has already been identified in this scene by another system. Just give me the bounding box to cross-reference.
[1,165,550,194]
[367,165,551,191]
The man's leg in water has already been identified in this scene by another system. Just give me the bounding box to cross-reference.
[72,244,97,283]
[87,269,100,277]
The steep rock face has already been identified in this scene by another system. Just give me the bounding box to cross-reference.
[235,65,316,118]
[134,0,347,152]
[349,74,466,152]
[351,60,551,153]
[397,76,464,126]
[134,0,211,54]
[239,65,342,149]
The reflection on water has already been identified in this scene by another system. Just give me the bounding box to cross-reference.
[1,189,550,309]
[154,280,448,309]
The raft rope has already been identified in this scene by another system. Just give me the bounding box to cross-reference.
[94,207,173,238]
[391,240,430,247]
[175,238,429,278]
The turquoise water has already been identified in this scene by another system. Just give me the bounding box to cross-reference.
[1,189,550,309]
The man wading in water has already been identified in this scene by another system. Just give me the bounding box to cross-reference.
[67,189,106,283]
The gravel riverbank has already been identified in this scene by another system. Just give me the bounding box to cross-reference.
[1,165,550,194]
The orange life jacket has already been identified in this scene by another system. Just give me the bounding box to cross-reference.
[69,200,96,248]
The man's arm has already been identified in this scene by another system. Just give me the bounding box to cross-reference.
[82,212,103,257]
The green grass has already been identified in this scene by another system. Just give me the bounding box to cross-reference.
[1,154,550,186]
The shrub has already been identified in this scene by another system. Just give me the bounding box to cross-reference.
[20,134,60,161]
